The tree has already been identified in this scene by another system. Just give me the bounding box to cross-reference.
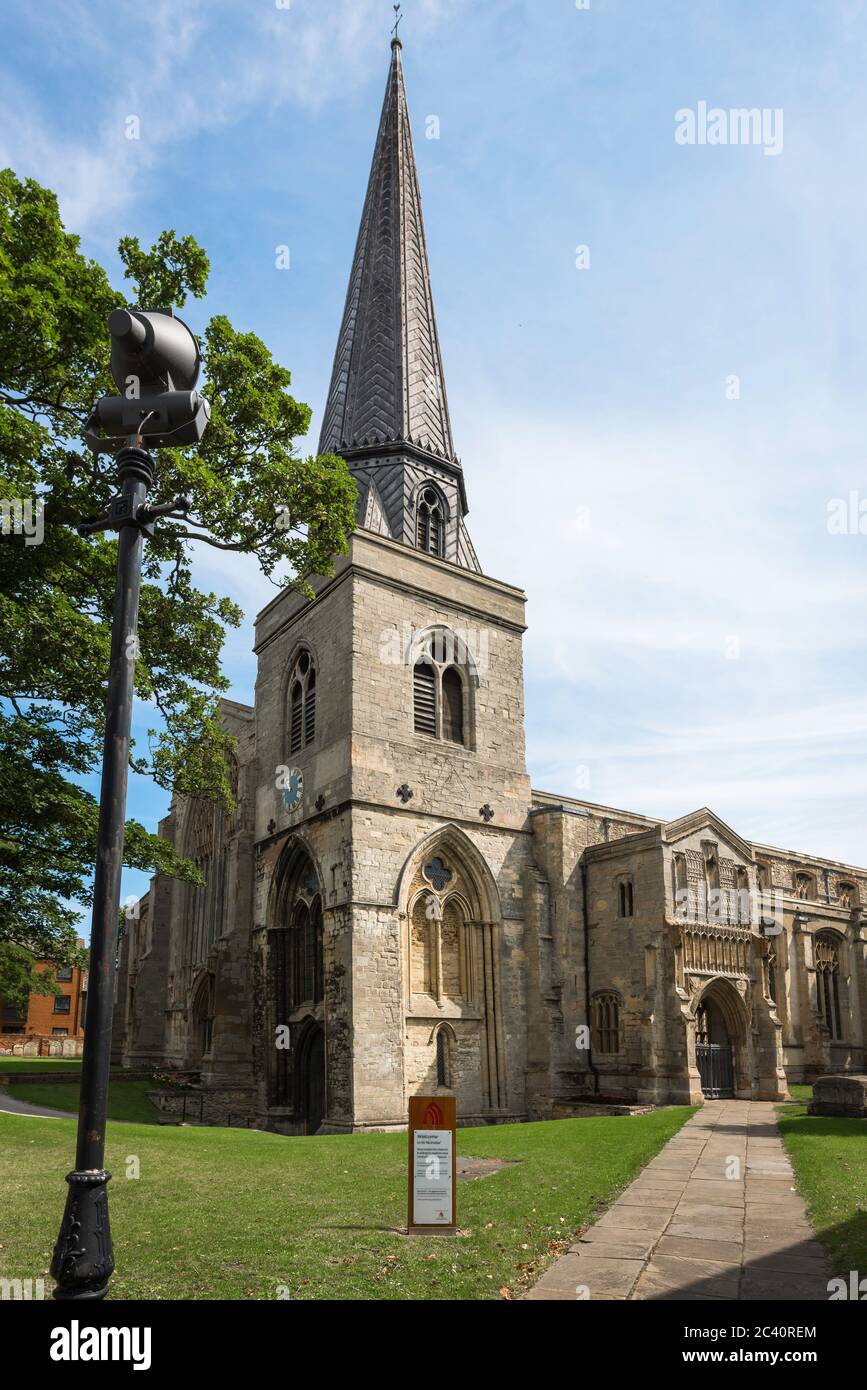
[0,942,66,1020]
[0,170,357,968]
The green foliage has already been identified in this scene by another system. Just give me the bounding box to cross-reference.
[0,169,358,957]
[0,941,70,1017]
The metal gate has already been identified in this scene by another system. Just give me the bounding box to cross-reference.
[696,1042,734,1099]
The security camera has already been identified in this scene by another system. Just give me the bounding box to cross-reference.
[85,308,211,452]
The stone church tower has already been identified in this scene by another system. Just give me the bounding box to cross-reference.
[247,35,533,1131]
[113,38,867,1131]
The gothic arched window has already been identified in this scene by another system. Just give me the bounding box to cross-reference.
[288,650,316,754]
[795,872,816,901]
[815,934,843,1040]
[436,1029,449,1087]
[592,992,621,1055]
[838,881,857,910]
[766,943,778,1004]
[191,973,215,1061]
[416,486,445,558]
[289,897,324,1010]
[673,854,688,915]
[411,632,471,747]
[410,893,436,995]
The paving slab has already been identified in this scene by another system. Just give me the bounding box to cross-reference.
[654,1235,742,1267]
[593,1206,671,1234]
[576,1227,657,1258]
[616,1189,680,1210]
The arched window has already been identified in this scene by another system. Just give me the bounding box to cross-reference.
[416,486,445,557]
[191,973,215,1061]
[815,934,842,1040]
[287,897,323,1012]
[673,854,688,915]
[592,992,621,1055]
[795,872,816,901]
[766,943,778,1004]
[288,650,316,754]
[410,893,436,995]
[441,668,464,744]
[411,633,471,747]
[838,881,857,910]
[436,1029,449,1087]
[617,878,634,918]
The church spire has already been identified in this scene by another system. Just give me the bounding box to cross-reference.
[318,36,480,570]
[318,36,455,462]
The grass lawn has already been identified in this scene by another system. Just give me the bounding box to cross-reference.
[0,1058,82,1073]
[787,1083,813,1102]
[777,1103,867,1277]
[0,1105,694,1300]
[4,1079,159,1124]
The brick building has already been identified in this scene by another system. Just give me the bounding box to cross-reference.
[112,38,867,1130]
[0,941,87,1045]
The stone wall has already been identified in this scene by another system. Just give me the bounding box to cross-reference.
[0,1035,83,1057]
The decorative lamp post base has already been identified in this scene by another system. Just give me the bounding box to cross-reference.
[51,1169,115,1301]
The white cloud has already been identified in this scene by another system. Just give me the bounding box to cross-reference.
[0,0,461,233]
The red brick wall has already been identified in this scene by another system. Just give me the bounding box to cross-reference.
[0,961,87,1039]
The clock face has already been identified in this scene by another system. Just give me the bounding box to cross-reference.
[282,768,304,812]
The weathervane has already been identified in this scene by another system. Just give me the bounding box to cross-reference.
[392,3,403,40]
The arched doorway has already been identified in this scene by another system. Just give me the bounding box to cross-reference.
[268,841,326,1130]
[695,996,733,1098]
[298,1023,326,1135]
[189,972,214,1068]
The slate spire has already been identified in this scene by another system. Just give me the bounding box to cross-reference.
[318,38,479,570]
[318,37,455,462]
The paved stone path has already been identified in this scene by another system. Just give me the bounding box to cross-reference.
[0,1089,76,1119]
[526,1101,831,1301]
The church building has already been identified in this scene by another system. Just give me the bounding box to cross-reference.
[113,38,867,1132]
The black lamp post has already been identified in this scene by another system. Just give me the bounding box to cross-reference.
[50,308,209,1300]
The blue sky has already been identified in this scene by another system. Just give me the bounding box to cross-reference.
[4,0,867,922]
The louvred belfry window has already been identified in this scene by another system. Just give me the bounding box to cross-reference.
[416,487,445,558]
[413,661,437,736]
[305,669,316,745]
[441,667,464,744]
[410,631,472,748]
[288,651,316,754]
